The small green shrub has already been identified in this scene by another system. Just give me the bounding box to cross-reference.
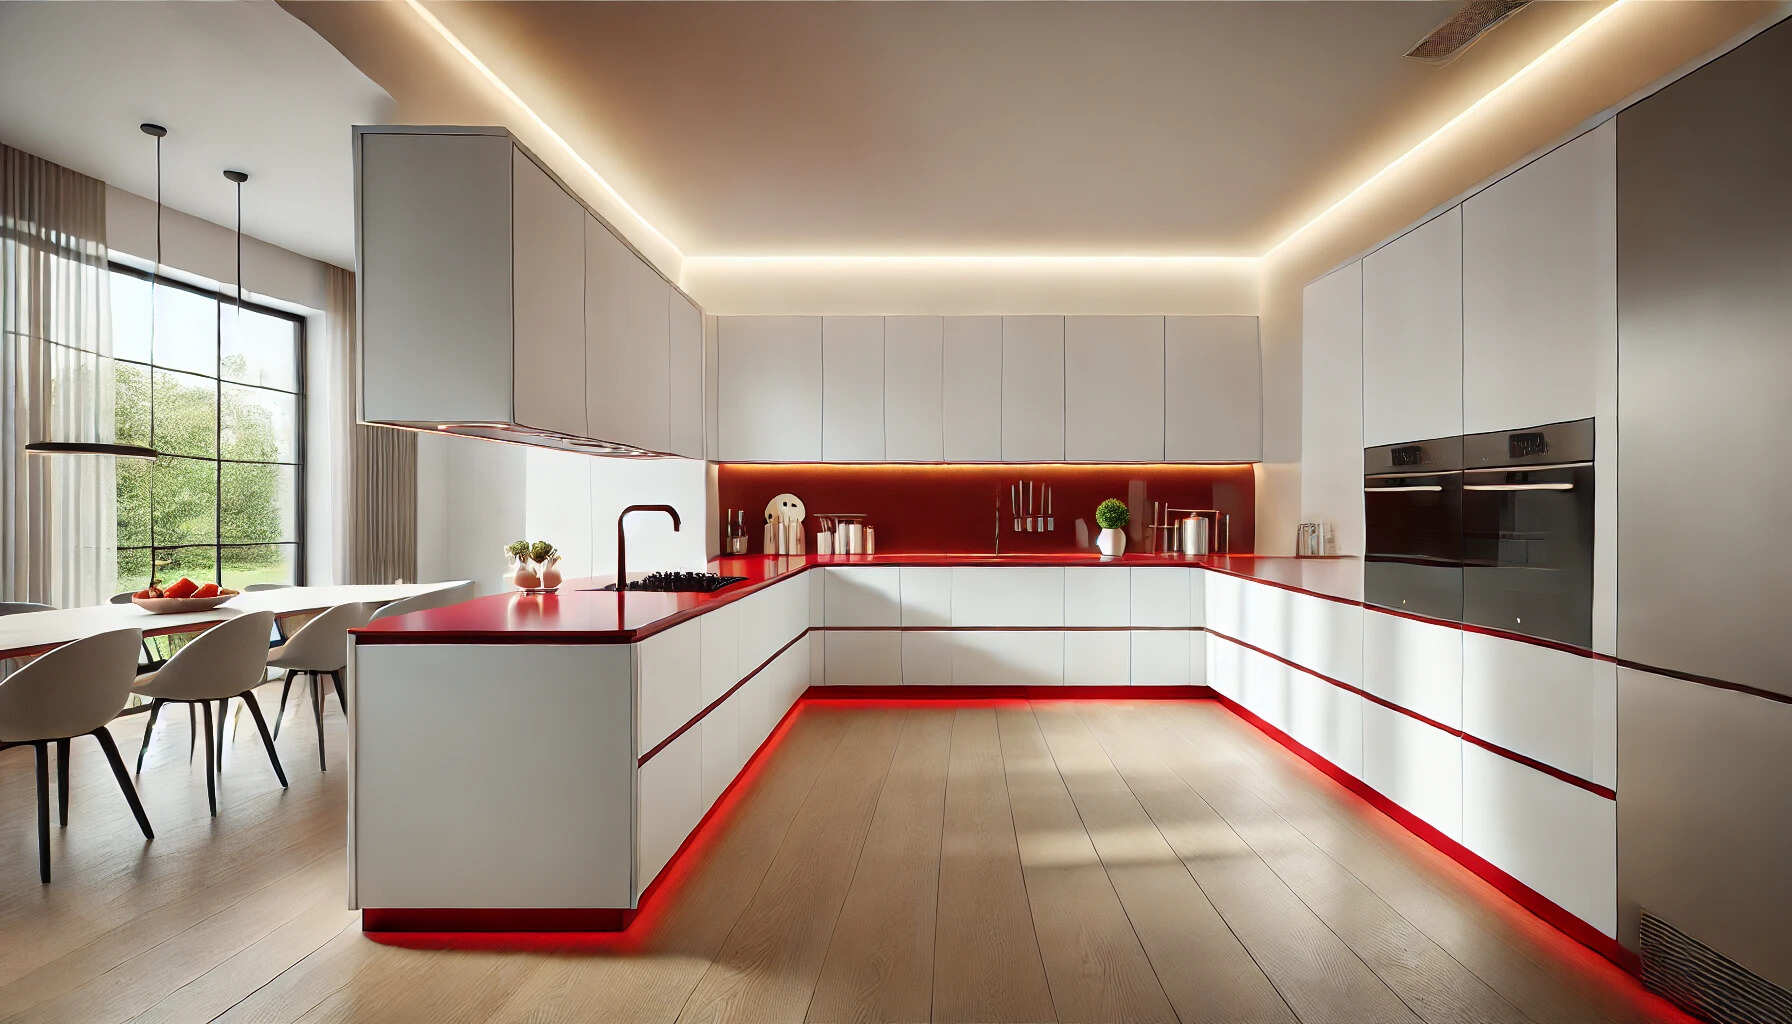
[1095,498,1129,530]
[505,539,530,558]
[529,540,556,563]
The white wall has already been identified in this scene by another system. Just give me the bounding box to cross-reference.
[414,433,708,593]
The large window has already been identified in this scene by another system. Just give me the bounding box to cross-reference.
[108,264,305,595]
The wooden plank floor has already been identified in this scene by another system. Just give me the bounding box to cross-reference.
[0,692,1697,1024]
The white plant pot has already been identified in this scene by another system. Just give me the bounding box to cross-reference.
[1096,528,1127,558]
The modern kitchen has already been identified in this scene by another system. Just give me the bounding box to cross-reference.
[1,3,1788,1023]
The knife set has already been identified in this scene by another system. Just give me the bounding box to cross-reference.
[1009,481,1055,532]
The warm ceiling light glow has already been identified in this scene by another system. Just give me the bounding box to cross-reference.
[1265,0,1632,258]
[401,0,683,260]
[684,255,1258,267]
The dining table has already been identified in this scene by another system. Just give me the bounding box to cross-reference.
[0,581,469,664]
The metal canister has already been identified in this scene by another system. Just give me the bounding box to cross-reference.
[1180,514,1210,555]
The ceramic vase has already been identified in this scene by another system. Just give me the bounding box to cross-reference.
[507,554,541,591]
[1097,528,1127,559]
[537,553,563,591]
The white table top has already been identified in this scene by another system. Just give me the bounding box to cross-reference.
[0,582,467,660]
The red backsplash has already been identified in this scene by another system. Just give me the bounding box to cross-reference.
[716,463,1255,555]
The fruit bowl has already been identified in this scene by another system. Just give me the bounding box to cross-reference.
[130,594,235,614]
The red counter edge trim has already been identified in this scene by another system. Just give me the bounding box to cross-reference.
[1207,689,1638,975]
[1206,628,1617,801]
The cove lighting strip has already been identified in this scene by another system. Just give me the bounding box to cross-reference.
[408,0,1630,267]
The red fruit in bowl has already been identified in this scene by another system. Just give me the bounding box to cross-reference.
[164,577,198,599]
[193,582,221,598]
[134,589,153,600]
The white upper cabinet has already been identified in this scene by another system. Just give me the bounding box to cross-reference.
[587,217,670,453]
[884,316,944,462]
[1363,208,1463,446]
[1463,122,1615,434]
[1065,316,1164,461]
[667,292,704,459]
[358,130,517,426]
[717,317,823,462]
[1300,264,1365,556]
[1166,316,1261,462]
[510,149,587,438]
[821,317,885,461]
[1001,316,1065,461]
[942,317,1002,461]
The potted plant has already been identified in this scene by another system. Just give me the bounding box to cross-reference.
[1095,498,1129,558]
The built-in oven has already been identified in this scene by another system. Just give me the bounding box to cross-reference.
[1364,435,1463,622]
[1460,418,1595,648]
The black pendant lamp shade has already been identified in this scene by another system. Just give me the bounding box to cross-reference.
[24,122,166,459]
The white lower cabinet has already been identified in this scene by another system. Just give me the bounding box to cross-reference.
[950,567,1064,626]
[1361,702,1462,841]
[899,567,952,626]
[635,728,701,895]
[1462,632,1616,789]
[901,632,954,685]
[1064,568,1129,626]
[953,631,1063,685]
[824,566,901,626]
[699,603,740,707]
[1130,568,1192,627]
[823,630,902,685]
[635,621,702,753]
[699,696,739,809]
[1064,631,1130,684]
[1286,662,1363,779]
[1130,630,1192,684]
[1462,742,1617,936]
[1361,610,1462,729]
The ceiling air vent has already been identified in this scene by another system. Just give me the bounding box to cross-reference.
[1639,910,1792,1024]
[1405,0,1532,64]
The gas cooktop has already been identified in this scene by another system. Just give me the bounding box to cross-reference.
[596,570,749,593]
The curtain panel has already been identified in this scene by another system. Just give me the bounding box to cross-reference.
[1,143,115,607]
[326,265,416,585]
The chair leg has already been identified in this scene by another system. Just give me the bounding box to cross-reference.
[309,673,326,771]
[136,698,164,774]
[187,702,196,763]
[55,737,70,827]
[200,701,217,816]
[329,671,349,721]
[92,727,154,840]
[214,698,229,770]
[34,742,50,883]
[273,670,294,739]
[239,690,288,789]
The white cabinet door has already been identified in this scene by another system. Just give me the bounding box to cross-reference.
[668,291,705,459]
[823,630,902,685]
[716,317,822,461]
[823,566,901,626]
[1463,122,1615,434]
[950,567,1064,626]
[587,218,670,452]
[1363,208,1463,446]
[1362,702,1461,840]
[699,602,740,706]
[1001,316,1064,461]
[1064,316,1164,461]
[1130,631,1192,685]
[636,728,701,894]
[1462,632,1615,788]
[953,632,1063,685]
[1361,609,1462,729]
[1064,632,1129,684]
[1130,568,1192,627]
[635,621,702,753]
[1063,567,1129,627]
[510,149,586,438]
[699,697,738,808]
[1166,316,1261,462]
[884,316,944,461]
[899,567,952,626]
[942,317,1002,461]
[822,316,885,461]
[1301,265,1365,556]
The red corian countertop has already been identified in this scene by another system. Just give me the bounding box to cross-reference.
[350,552,1365,646]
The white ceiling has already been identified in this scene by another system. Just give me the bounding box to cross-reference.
[387,0,1477,256]
[0,1,393,269]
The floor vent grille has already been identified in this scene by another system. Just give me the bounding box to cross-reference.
[1639,911,1792,1024]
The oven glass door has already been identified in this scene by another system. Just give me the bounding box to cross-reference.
[1461,462,1594,647]
[1364,470,1464,621]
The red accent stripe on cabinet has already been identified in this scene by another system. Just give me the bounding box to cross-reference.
[810,684,1215,701]
[1207,690,1638,975]
[1204,628,1616,800]
[362,907,631,932]
[637,628,810,767]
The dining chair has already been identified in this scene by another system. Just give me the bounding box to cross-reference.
[267,602,378,770]
[134,612,286,816]
[368,581,473,622]
[0,602,53,615]
[0,627,153,882]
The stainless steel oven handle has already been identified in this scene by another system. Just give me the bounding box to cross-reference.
[1364,484,1445,493]
[1463,482,1575,491]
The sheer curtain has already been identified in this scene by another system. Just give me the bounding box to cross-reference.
[325,265,416,585]
[1,143,115,607]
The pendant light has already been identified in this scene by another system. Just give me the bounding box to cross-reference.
[24,123,164,458]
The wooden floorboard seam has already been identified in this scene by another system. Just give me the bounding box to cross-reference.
[993,707,1061,1024]
[200,917,357,1024]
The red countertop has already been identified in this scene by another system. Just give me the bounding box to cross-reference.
[352,553,1364,646]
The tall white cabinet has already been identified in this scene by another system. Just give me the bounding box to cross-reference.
[668,293,704,459]
[1462,121,1616,434]
[1362,208,1463,446]
[1064,316,1164,462]
[510,150,587,438]
[821,317,886,461]
[587,216,671,453]
[942,316,1003,461]
[1299,264,1365,556]
[1001,316,1065,461]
